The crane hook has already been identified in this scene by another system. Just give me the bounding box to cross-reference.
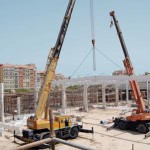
[110,19,113,28]
[92,39,95,47]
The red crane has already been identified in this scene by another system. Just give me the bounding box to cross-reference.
[110,11,150,134]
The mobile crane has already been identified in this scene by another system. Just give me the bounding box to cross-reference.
[110,11,150,133]
[16,0,93,142]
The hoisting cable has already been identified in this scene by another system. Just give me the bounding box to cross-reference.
[95,47,123,70]
[90,0,96,71]
[68,48,93,79]
[69,1,122,79]
[90,0,95,47]
[68,47,123,79]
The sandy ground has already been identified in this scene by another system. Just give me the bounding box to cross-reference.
[0,107,150,150]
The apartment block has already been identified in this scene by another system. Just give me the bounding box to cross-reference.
[36,71,66,90]
[0,64,36,90]
[112,70,127,76]
[36,71,44,90]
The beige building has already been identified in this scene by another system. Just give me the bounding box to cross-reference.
[36,71,66,90]
[0,64,36,90]
[36,71,44,90]
[112,70,127,75]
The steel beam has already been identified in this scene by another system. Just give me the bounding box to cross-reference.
[14,137,96,150]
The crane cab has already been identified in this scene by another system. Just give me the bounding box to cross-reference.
[27,115,73,130]
[22,115,81,141]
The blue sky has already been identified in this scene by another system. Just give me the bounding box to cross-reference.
[0,0,150,77]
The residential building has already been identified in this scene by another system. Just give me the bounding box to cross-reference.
[145,72,150,75]
[0,64,36,90]
[112,70,126,75]
[36,71,44,90]
[36,71,66,90]
[54,73,65,80]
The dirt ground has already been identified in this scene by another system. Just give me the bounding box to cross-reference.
[0,107,150,150]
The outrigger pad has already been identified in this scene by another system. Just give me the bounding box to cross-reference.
[79,127,94,134]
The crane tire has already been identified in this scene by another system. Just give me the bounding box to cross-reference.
[40,132,50,140]
[137,123,148,134]
[69,127,79,139]
[118,121,127,130]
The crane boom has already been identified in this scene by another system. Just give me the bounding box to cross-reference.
[110,12,130,59]
[110,11,145,113]
[110,11,134,75]
[35,0,76,119]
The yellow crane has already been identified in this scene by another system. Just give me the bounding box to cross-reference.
[15,0,93,142]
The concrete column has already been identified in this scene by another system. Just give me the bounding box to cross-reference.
[34,90,38,112]
[126,82,129,102]
[102,84,106,109]
[83,84,88,112]
[0,83,4,122]
[34,68,38,112]
[17,97,21,118]
[96,90,99,107]
[62,85,66,115]
[115,84,119,106]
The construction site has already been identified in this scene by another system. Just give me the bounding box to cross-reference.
[1,0,150,150]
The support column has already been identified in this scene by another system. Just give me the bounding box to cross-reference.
[17,97,21,118]
[34,90,38,112]
[102,84,106,109]
[126,82,129,102]
[83,84,88,112]
[62,85,66,115]
[34,68,38,112]
[115,84,119,106]
[0,83,4,122]
[96,90,99,107]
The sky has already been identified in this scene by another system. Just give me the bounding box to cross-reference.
[0,0,150,77]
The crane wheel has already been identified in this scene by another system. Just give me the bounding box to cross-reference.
[40,132,50,140]
[69,127,79,139]
[118,121,127,130]
[137,123,148,134]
